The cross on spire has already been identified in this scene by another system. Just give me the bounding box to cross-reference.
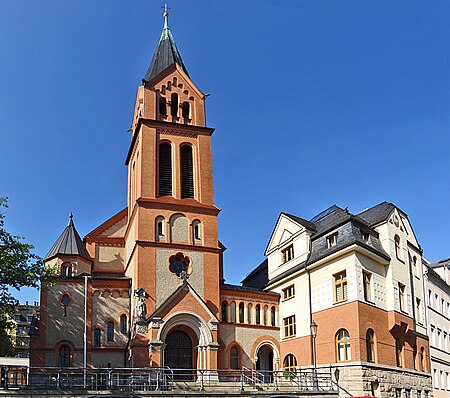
[162,4,170,29]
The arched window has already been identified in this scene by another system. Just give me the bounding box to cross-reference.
[170,93,178,117]
[419,346,425,371]
[120,314,128,334]
[61,263,72,278]
[156,216,165,238]
[107,321,115,342]
[255,304,261,325]
[230,301,236,323]
[336,329,351,362]
[180,145,194,198]
[193,220,201,241]
[221,301,228,322]
[366,329,375,362]
[230,346,240,369]
[239,303,244,323]
[247,303,253,324]
[284,354,297,372]
[159,143,172,196]
[182,102,190,120]
[59,345,70,367]
[94,328,101,347]
[271,306,276,326]
[61,294,70,317]
[159,96,167,115]
[394,235,401,259]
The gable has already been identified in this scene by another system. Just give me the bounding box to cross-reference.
[150,282,219,326]
[265,214,307,255]
[85,208,127,240]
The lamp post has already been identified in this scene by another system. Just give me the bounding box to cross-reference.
[310,321,318,389]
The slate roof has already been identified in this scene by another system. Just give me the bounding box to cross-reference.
[221,282,279,296]
[45,215,92,262]
[357,201,396,226]
[143,17,189,83]
[244,203,393,289]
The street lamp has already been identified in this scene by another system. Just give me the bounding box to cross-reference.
[310,321,318,389]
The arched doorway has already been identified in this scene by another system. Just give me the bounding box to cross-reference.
[164,330,193,380]
[256,345,274,381]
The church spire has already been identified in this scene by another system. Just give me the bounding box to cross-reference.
[142,6,189,83]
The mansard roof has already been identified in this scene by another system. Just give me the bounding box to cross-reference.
[45,215,92,262]
[143,12,189,84]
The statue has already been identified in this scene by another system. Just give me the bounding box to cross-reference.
[134,288,148,321]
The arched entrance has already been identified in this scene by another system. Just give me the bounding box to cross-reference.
[164,330,193,380]
[256,345,274,381]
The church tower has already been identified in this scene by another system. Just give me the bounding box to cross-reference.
[125,9,222,369]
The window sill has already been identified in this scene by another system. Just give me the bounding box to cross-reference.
[282,296,294,302]
[334,299,348,305]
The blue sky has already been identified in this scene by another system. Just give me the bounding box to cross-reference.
[1,0,449,304]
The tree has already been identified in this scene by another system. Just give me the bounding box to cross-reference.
[0,197,55,356]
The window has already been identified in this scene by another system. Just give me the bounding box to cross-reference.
[327,233,338,248]
[159,143,172,196]
[366,329,375,362]
[398,283,405,312]
[282,285,295,301]
[416,298,422,324]
[61,294,70,317]
[361,230,369,242]
[419,347,425,371]
[283,315,296,338]
[230,346,240,369]
[180,145,194,199]
[334,271,347,303]
[284,354,297,372]
[156,217,165,237]
[412,256,417,275]
[255,304,261,325]
[221,301,228,322]
[395,389,402,398]
[239,303,244,323]
[182,102,190,120]
[193,221,201,240]
[59,345,70,367]
[281,245,294,263]
[17,352,23,358]
[107,321,114,342]
[159,96,167,115]
[336,329,351,361]
[437,329,442,349]
[363,271,372,302]
[394,235,401,259]
[271,306,276,326]
[120,314,128,334]
[170,93,178,117]
[247,303,253,324]
[61,262,72,278]
[94,328,101,347]
[396,338,403,367]
[230,301,236,322]
[431,325,436,346]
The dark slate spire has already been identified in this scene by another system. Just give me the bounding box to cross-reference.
[142,6,189,83]
[44,214,92,262]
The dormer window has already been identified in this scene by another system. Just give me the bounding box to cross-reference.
[361,231,369,243]
[281,245,294,264]
[327,233,338,248]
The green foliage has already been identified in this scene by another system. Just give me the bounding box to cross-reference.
[0,197,55,356]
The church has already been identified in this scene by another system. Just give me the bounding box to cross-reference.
[31,10,432,397]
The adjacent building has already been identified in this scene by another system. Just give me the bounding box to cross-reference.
[424,258,450,397]
[243,203,432,396]
[11,302,39,359]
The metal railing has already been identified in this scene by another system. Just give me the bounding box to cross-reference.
[0,365,336,394]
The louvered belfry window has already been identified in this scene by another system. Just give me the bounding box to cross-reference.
[180,145,194,198]
[159,143,172,196]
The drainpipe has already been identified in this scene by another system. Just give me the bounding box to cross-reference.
[83,275,90,388]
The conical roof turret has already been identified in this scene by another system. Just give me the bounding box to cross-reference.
[44,214,92,262]
[143,7,189,83]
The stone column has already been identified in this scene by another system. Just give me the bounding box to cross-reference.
[226,303,231,323]
[244,304,249,324]
[235,303,240,323]
[251,304,256,325]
